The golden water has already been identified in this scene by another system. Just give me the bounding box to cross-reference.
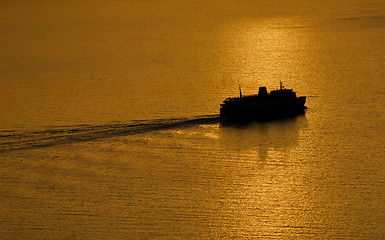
[1,0,385,238]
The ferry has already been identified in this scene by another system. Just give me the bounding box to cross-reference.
[220,82,306,120]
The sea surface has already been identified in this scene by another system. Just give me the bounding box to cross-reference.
[1,0,385,239]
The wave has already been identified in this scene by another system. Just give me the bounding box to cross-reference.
[0,115,220,153]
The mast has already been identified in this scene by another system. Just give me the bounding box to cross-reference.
[239,85,242,98]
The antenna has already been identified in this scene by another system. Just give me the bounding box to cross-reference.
[239,84,242,98]
[280,80,284,90]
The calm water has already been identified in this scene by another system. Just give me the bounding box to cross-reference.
[1,0,385,239]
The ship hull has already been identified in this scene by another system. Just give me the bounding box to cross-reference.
[220,96,306,121]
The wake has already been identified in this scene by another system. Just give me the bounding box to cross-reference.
[0,115,220,153]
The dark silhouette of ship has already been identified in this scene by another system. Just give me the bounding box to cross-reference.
[220,82,306,120]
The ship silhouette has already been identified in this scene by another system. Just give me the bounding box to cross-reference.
[220,82,306,120]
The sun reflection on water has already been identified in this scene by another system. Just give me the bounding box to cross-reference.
[221,16,315,93]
